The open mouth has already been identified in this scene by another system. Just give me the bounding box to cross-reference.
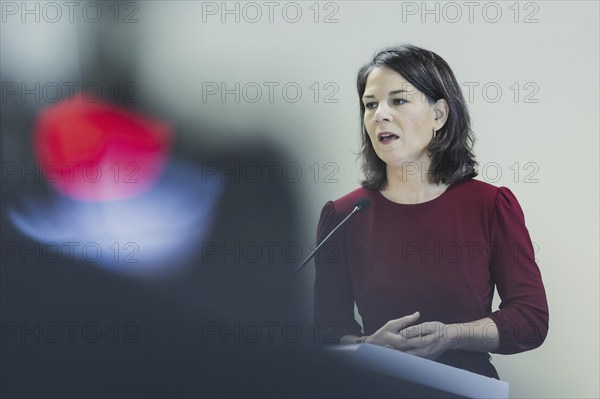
[377,132,399,144]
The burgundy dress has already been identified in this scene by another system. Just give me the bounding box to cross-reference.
[313,178,549,378]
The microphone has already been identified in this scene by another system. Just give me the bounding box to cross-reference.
[293,198,370,276]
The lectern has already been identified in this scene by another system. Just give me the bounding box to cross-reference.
[329,343,509,399]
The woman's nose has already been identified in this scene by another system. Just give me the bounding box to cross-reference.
[374,104,391,123]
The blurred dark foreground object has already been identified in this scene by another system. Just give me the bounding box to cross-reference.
[0,74,463,398]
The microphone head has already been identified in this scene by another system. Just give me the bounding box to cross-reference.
[355,198,371,213]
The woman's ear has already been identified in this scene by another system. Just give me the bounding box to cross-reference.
[433,99,449,131]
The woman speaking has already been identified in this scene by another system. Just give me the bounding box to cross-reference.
[313,45,549,378]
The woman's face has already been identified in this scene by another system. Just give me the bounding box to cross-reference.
[362,67,444,169]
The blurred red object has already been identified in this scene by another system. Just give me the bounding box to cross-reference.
[34,94,173,201]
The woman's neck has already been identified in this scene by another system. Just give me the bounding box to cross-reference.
[382,162,448,204]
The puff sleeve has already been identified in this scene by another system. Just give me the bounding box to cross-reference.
[313,201,362,342]
[487,187,549,354]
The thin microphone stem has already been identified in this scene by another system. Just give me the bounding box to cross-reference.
[293,205,360,276]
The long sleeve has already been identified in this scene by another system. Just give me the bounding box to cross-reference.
[487,187,549,354]
[313,201,362,343]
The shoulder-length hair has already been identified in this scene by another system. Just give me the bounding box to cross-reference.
[357,44,478,189]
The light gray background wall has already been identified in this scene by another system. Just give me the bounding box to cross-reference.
[2,1,598,398]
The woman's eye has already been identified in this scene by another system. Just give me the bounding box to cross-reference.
[365,102,377,109]
[392,98,407,105]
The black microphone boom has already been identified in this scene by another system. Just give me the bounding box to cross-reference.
[293,199,370,275]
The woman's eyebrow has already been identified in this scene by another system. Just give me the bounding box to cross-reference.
[362,89,411,99]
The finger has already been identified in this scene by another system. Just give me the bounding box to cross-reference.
[388,333,426,350]
[386,311,421,332]
[399,321,438,338]
[398,324,423,339]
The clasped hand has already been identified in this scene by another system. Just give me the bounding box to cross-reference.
[364,312,456,360]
